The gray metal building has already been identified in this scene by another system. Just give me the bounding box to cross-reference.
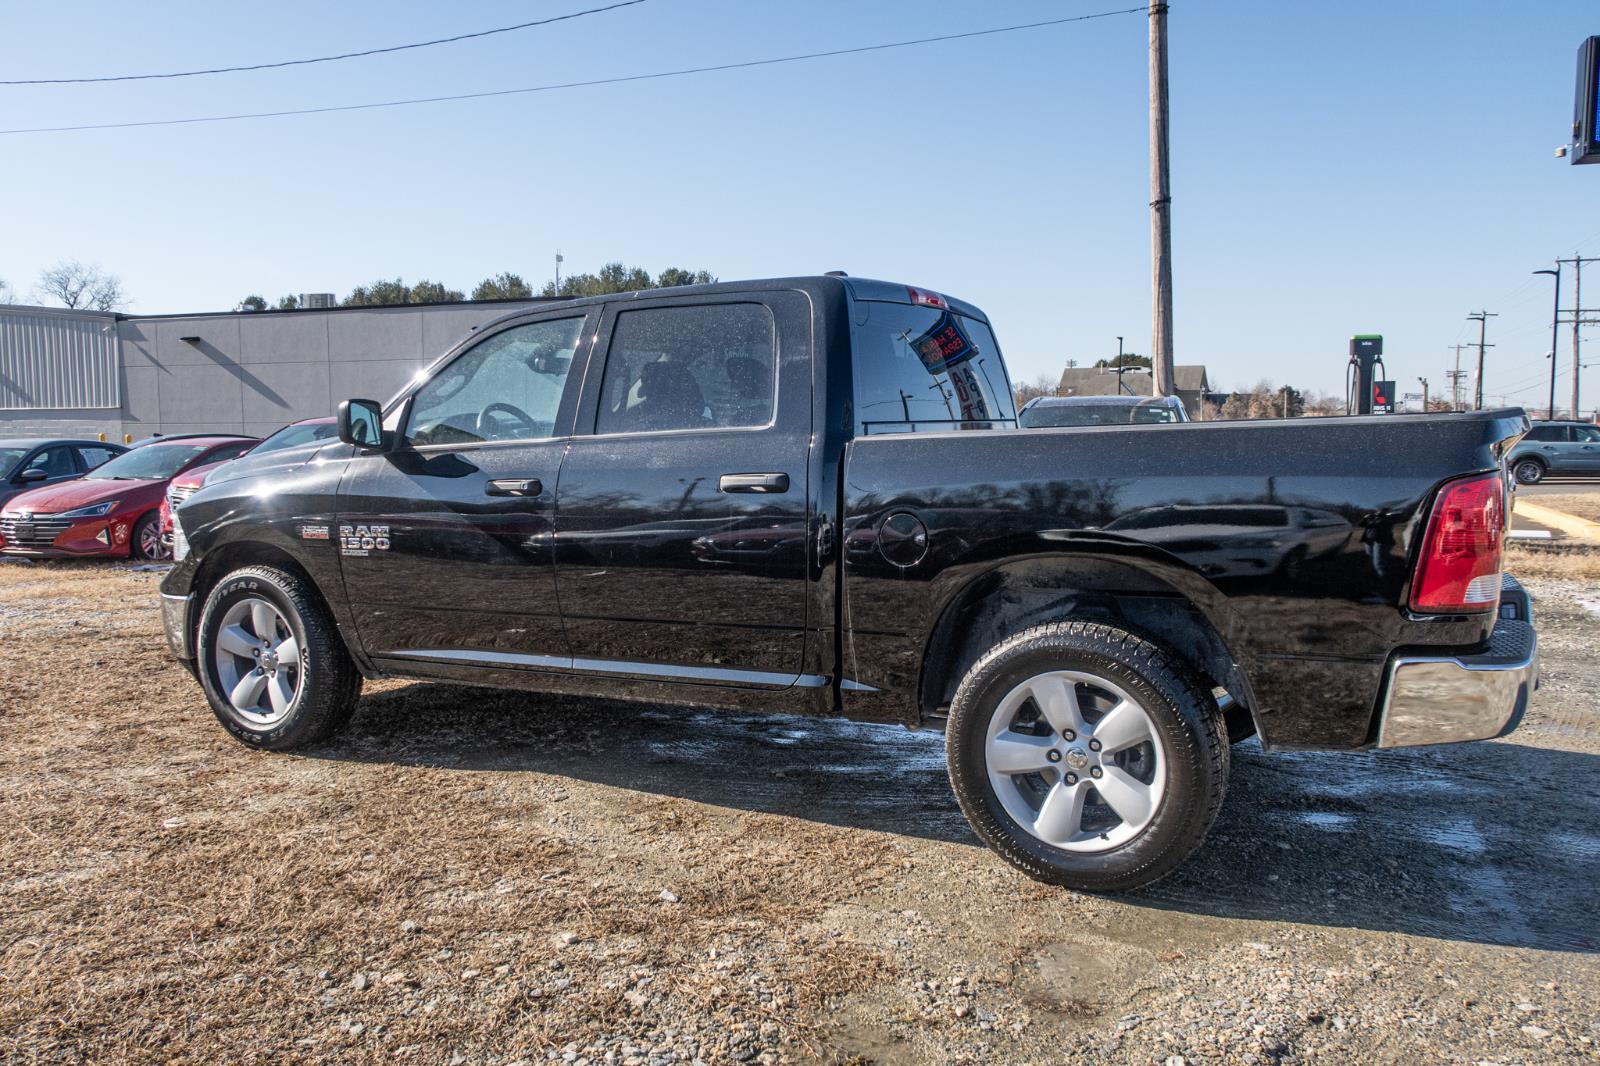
[0,299,549,440]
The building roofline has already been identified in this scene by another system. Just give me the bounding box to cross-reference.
[0,302,120,320]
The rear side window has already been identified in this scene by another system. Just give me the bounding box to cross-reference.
[76,446,120,470]
[596,304,776,434]
[851,302,1015,434]
[1525,426,1568,442]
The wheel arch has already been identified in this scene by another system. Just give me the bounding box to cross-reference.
[188,538,372,675]
[917,551,1260,738]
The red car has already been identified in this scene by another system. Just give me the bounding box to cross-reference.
[1,435,256,560]
[160,417,338,548]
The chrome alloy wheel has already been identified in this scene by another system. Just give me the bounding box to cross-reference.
[212,597,302,727]
[984,670,1166,853]
[139,519,166,560]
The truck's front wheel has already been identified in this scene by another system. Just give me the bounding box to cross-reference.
[195,565,361,751]
[946,622,1228,893]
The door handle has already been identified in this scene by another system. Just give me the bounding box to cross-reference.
[486,478,543,497]
[719,472,790,494]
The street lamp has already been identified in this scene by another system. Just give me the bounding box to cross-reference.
[1533,267,1561,419]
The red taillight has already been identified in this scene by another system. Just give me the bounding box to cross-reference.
[907,286,948,309]
[1410,472,1505,613]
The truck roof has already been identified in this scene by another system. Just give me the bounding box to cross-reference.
[466,274,990,338]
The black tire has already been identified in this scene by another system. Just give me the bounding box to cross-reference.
[945,621,1228,893]
[1512,458,1545,486]
[130,511,167,561]
[195,565,361,751]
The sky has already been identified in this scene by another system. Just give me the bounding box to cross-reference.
[1,1,1596,402]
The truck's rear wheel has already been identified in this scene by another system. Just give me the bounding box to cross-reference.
[946,621,1228,893]
[195,565,361,751]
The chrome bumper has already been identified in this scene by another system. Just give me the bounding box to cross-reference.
[161,592,194,662]
[1376,576,1539,749]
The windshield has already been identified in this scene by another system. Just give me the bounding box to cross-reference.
[852,302,1016,434]
[0,448,26,476]
[87,443,211,481]
[252,421,338,456]
[1021,401,1183,428]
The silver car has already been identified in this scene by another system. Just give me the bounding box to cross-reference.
[1507,420,1600,484]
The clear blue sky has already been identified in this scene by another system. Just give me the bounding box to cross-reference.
[1,1,1595,401]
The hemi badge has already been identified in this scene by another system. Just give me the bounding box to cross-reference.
[299,524,331,540]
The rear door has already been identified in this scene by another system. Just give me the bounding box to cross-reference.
[554,292,813,688]
[337,309,598,668]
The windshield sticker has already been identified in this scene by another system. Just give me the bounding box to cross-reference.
[908,310,979,374]
[339,524,390,557]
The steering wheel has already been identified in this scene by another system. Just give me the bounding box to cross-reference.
[475,401,536,439]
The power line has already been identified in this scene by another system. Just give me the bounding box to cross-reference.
[0,7,1150,136]
[0,1,651,85]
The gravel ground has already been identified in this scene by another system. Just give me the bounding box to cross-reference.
[2,555,1597,1064]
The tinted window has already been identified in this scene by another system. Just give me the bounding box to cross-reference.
[76,446,121,470]
[87,443,212,480]
[596,304,775,434]
[407,318,584,447]
[1575,425,1600,443]
[252,421,339,456]
[1525,426,1568,442]
[0,448,26,475]
[24,446,77,477]
[852,302,1015,434]
[204,442,256,465]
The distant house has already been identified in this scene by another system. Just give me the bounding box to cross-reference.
[1056,363,1213,418]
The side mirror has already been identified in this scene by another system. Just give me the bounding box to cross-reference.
[16,467,49,483]
[338,398,386,450]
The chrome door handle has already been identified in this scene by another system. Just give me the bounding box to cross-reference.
[719,472,790,494]
[486,478,543,497]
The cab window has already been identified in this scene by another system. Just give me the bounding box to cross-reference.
[595,304,776,435]
[406,318,585,447]
[851,301,1016,434]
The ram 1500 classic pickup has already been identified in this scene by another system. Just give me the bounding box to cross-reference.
[161,275,1538,891]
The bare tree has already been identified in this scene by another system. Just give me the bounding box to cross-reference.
[0,276,13,304]
[36,260,127,311]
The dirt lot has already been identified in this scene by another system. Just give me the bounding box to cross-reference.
[3,553,1598,1064]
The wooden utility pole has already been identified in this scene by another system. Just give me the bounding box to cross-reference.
[1467,311,1497,410]
[1556,256,1600,419]
[1149,1,1175,398]
[1418,377,1429,411]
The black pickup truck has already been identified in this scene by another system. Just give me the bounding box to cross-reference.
[161,275,1538,891]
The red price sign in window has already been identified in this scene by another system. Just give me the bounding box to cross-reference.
[909,310,978,375]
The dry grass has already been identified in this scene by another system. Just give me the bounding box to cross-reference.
[0,563,893,1064]
[1522,492,1600,524]
[1505,541,1600,582]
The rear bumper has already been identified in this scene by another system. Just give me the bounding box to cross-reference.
[1376,575,1539,748]
[161,592,195,662]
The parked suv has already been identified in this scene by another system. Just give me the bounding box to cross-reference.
[1507,420,1600,484]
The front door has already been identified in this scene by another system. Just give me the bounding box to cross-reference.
[338,310,597,668]
[1572,423,1600,472]
[554,293,813,687]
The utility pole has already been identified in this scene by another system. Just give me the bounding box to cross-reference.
[1447,344,1471,411]
[1557,256,1600,419]
[1467,311,1497,410]
[1149,1,1175,398]
[554,251,564,295]
[1418,377,1429,411]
